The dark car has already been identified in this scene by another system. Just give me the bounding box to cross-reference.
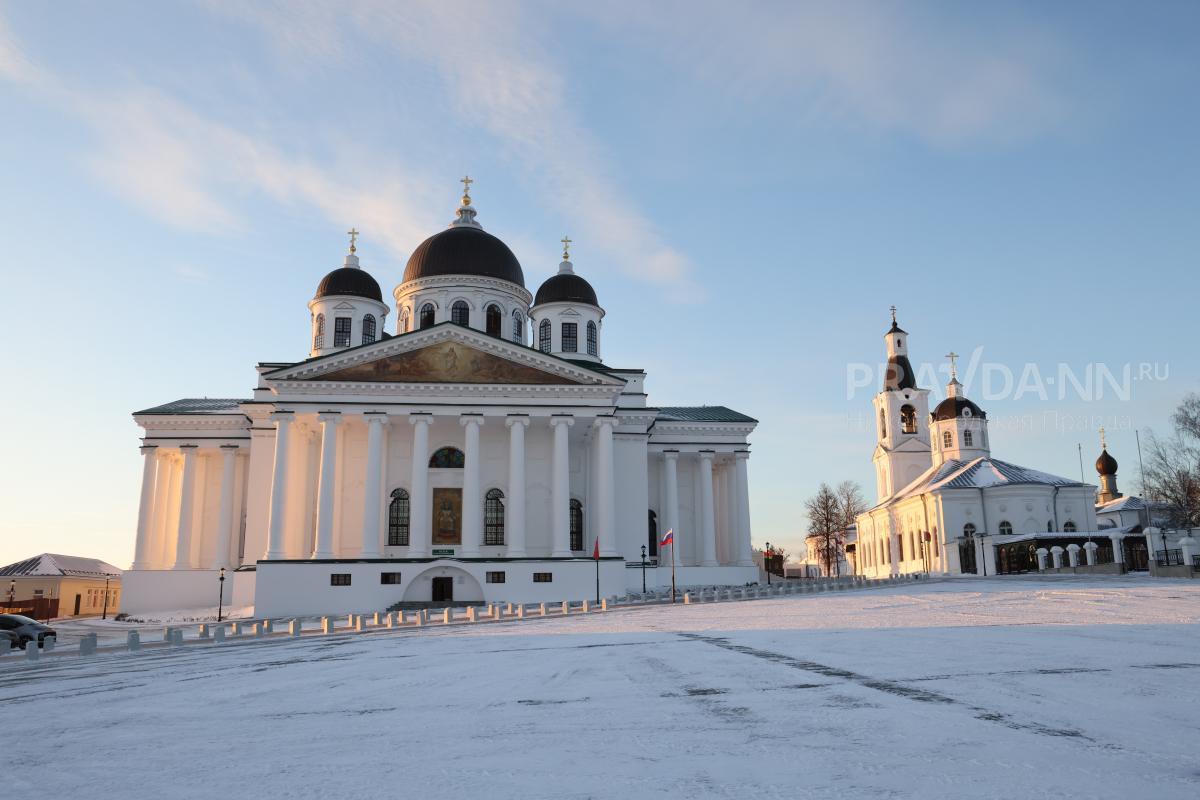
[0,614,57,649]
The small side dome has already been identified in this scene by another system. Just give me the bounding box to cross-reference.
[316,265,383,302]
[1096,449,1118,476]
[933,396,987,421]
[535,272,598,306]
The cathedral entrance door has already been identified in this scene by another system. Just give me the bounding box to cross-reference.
[959,538,978,574]
[431,577,454,602]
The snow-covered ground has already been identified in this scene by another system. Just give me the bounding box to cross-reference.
[5,575,1200,799]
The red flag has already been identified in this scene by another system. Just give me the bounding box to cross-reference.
[592,538,600,560]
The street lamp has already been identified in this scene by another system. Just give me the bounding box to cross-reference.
[640,544,648,594]
[101,575,111,620]
[765,542,773,586]
[217,567,226,622]
[7,579,13,608]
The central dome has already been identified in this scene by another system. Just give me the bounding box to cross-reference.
[402,226,525,288]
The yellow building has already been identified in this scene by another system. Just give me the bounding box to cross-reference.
[0,554,122,619]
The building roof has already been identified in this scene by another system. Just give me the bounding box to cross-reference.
[875,456,1087,509]
[885,354,917,391]
[134,398,247,415]
[657,406,758,424]
[403,226,525,287]
[315,265,383,302]
[534,271,598,306]
[932,396,987,421]
[1096,495,1145,513]
[0,553,122,578]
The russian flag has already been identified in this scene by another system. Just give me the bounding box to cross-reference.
[660,528,674,547]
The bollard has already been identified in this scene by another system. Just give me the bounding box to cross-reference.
[373,612,382,626]
[163,626,174,643]
[27,640,40,661]
[354,616,365,632]
[582,600,590,613]
[683,592,692,604]
[289,619,302,637]
[321,617,334,634]
[397,610,407,626]
[198,624,210,640]
[127,631,141,652]
[443,608,452,625]
[561,601,570,615]
[43,635,56,652]
[601,598,609,612]
[213,626,226,644]
[505,603,514,616]
[516,605,525,619]
[386,613,396,629]
[171,629,184,647]
[251,623,262,638]
[231,622,242,637]
[413,612,422,628]
[263,619,273,635]
[80,633,99,656]
[466,606,477,622]
[539,603,547,616]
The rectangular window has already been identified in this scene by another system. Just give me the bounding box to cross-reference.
[330,573,352,586]
[561,322,577,352]
[334,317,352,347]
[486,571,506,584]
[380,572,402,585]
[533,572,553,583]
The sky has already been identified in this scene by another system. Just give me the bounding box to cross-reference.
[1,1,1198,569]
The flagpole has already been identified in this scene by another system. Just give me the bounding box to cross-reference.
[670,539,677,604]
[594,537,601,605]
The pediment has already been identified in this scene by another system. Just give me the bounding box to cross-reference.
[268,325,619,387]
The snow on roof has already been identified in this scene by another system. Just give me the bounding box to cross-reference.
[134,398,247,415]
[0,553,123,578]
[1096,495,1147,512]
[874,456,1087,510]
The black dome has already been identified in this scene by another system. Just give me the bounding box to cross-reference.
[535,272,598,306]
[933,396,987,421]
[403,226,524,287]
[885,355,917,391]
[316,267,383,302]
[1096,449,1118,476]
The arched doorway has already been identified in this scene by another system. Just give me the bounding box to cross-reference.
[648,510,658,557]
[401,565,485,605]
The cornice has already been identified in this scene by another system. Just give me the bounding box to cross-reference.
[137,417,251,432]
[393,274,533,305]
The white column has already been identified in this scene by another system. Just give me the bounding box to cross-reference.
[460,415,484,556]
[361,413,388,558]
[550,415,574,557]
[505,415,529,557]
[172,445,199,569]
[595,417,617,556]
[159,454,182,568]
[131,446,159,570]
[408,413,433,558]
[212,445,238,569]
[734,451,754,566]
[312,413,340,559]
[662,451,681,568]
[264,411,294,560]
[148,453,173,569]
[889,532,901,576]
[698,451,717,566]
[717,462,731,564]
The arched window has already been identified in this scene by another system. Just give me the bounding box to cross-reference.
[313,313,325,350]
[484,489,505,545]
[943,430,953,449]
[648,510,658,557]
[963,429,973,447]
[900,405,917,434]
[1063,520,1077,532]
[569,499,583,551]
[419,303,436,329]
[512,311,524,343]
[485,304,502,337]
[879,408,887,438]
[539,319,551,353]
[428,447,465,469]
[388,489,410,546]
[587,321,598,356]
[451,300,470,326]
[399,310,410,334]
[999,520,1013,536]
[561,322,578,352]
[963,523,976,538]
[362,314,377,345]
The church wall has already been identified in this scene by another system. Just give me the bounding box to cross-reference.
[524,424,553,554]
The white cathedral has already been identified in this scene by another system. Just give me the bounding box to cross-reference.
[855,312,1114,578]
[123,184,758,616]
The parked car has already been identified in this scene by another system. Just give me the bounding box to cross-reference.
[0,614,57,649]
[0,629,17,651]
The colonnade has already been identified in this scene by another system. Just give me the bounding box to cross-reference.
[658,449,755,568]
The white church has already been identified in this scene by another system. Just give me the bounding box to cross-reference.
[123,182,758,616]
[855,312,1116,578]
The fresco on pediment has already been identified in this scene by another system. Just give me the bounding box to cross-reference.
[311,341,579,385]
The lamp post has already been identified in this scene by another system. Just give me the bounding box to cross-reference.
[765,542,773,585]
[640,544,648,594]
[101,575,111,620]
[217,567,226,622]
[7,579,13,608]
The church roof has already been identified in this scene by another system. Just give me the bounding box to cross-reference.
[657,406,757,423]
[932,396,987,421]
[1096,495,1145,512]
[403,226,525,288]
[315,265,383,302]
[875,456,1086,509]
[134,398,247,415]
[0,553,122,578]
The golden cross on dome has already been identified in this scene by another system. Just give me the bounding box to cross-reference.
[460,175,473,201]
[561,235,572,261]
[945,351,960,380]
[347,227,359,253]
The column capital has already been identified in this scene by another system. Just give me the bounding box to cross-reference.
[698,449,715,461]
[549,414,575,428]
[362,411,389,426]
[269,411,294,423]
[460,413,485,427]
[179,444,199,451]
[505,414,530,428]
[317,411,342,424]
[593,416,616,430]
[219,443,241,452]
[139,445,158,455]
[409,412,434,426]
[734,450,750,461]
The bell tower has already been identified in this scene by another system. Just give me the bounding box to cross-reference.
[871,308,932,501]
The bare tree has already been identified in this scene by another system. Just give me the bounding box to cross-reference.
[804,483,842,577]
[1141,393,1200,527]
[834,480,867,575]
